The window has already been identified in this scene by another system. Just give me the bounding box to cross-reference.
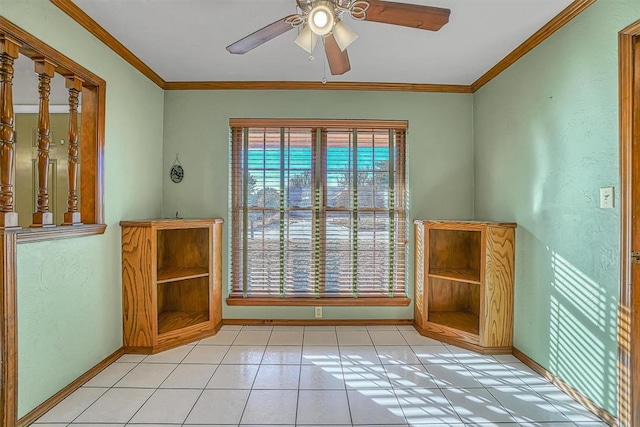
[229,119,407,304]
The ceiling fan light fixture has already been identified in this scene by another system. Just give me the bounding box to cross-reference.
[313,10,328,27]
[308,3,335,36]
[294,25,319,53]
[332,20,358,51]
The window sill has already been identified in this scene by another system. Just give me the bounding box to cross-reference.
[16,224,107,244]
[226,296,411,307]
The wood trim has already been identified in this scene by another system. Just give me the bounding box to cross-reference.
[124,321,223,355]
[512,348,616,426]
[226,297,411,306]
[229,119,408,129]
[0,17,103,85]
[48,0,590,94]
[0,231,17,427]
[47,0,591,93]
[0,16,106,231]
[164,81,473,93]
[16,347,124,427]
[92,83,106,225]
[470,0,597,92]
[16,224,106,244]
[223,319,413,326]
[619,20,640,427]
[49,0,165,88]
[413,323,511,355]
[119,218,224,228]
[413,219,517,228]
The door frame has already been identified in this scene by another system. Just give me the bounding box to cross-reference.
[619,20,640,427]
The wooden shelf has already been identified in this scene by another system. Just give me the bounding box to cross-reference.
[428,311,479,335]
[121,219,223,353]
[414,220,515,352]
[158,311,209,335]
[157,267,209,284]
[429,268,480,284]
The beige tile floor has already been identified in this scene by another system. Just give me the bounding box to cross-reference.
[33,325,609,427]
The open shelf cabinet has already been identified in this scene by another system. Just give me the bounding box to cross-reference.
[121,218,223,353]
[414,220,516,354]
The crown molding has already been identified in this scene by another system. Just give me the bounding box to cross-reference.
[51,0,595,93]
[470,0,597,92]
[163,81,473,93]
[49,0,166,88]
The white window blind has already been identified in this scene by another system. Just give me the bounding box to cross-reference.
[230,121,407,301]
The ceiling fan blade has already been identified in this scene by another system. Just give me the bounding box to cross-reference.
[364,0,450,31]
[226,16,295,54]
[324,34,351,75]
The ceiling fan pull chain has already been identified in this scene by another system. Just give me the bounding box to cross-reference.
[322,38,328,84]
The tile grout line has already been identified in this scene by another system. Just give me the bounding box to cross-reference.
[293,324,306,426]
[62,351,152,424]
[174,340,224,425]
[123,343,198,425]
[35,325,600,427]
[483,384,541,425]
[235,324,274,426]
[331,324,354,427]
[119,330,235,425]
[370,325,410,425]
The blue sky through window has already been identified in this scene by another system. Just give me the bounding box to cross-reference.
[247,147,391,185]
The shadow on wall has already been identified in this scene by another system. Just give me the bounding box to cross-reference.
[514,228,617,413]
[493,62,620,413]
[548,249,618,411]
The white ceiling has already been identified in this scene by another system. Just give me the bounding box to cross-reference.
[69,0,574,85]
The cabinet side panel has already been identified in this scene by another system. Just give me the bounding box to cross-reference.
[414,223,426,328]
[122,226,155,348]
[211,222,223,326]
[483,226,515,347]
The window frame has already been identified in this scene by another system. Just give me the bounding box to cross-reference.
[228,119,410,307]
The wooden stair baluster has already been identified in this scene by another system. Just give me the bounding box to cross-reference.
[62,75,83,226]
[0,36,21,230]
[31,58,56,228]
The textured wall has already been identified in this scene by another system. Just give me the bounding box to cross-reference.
[162,90,474,319]
[6,0,632,417]
[1,0,165,416]
[473,0,640,415]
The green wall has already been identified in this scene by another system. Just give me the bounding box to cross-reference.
[1,0,165,416]
[5,0,634,418]
[473,0,640,415]
[162,90,474,319]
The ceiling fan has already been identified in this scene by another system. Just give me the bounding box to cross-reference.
[226,0,451,76]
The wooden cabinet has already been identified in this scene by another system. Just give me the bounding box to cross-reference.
[120,219,223,353]
[414,220,516,354]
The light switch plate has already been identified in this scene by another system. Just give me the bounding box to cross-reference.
[600,187,614,209]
